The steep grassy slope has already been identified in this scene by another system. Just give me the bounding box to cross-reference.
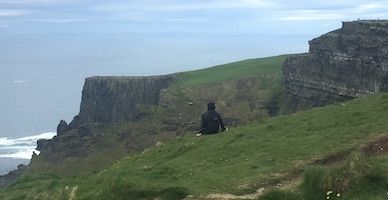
[3,93,388,199]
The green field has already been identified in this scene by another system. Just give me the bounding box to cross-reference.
[2,55,388,200]
[2,93,388,199]
[175,55,286,87]
[161,55,288,126]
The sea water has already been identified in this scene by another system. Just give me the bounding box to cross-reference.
[0,132,56,175]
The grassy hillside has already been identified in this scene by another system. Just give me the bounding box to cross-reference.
[21,55,287,178]
[159,55,288,131]
[2,93,388,199]
[175,55,287,87]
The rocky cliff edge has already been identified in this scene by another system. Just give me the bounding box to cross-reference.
[34,75,177,164]
[283,20,388,112]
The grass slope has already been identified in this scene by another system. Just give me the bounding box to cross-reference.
[3,93,388,199]
[21,55,287,178]
[160,55,287,126]
[175,55,287,87]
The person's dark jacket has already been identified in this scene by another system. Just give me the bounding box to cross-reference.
[200,110,226,134]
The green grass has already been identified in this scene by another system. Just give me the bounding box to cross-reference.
[175,55,287,87]
[261,190,302,200]
[2,55,388,199]
[160,55,287,128]
[3,93,388,199]
[300,153,388,200]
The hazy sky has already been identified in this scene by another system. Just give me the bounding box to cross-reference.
[1,0,387,137]
[1,0,387,35]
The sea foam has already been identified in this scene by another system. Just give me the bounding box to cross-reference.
[0,132,56,159]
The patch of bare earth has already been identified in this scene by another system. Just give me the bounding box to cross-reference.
[205,188,265,200]
[312,151,351,165]
[362,135,388,155]
[202,174,303,200]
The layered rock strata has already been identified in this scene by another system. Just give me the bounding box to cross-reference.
[35,75,177,161]
[283,20,388,112]
[75,75,176,126]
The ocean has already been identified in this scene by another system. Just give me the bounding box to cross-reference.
[0,132,56,175]
[0,158,30,175]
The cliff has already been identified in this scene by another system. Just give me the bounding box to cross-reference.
[34,75,177,165]
[283,20,388,112]
[74,75,176,126]
[29,57,285,175]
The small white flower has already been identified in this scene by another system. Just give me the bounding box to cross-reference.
[326,191,333,196]
[337,193,341,197]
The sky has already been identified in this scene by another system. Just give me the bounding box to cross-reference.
[1,0,388,138]
[1,0,388,36]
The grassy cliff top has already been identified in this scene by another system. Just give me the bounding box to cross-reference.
[175,55,287,87]
[3,93,388,199]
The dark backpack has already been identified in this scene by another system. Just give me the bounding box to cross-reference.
[202,110,221,134]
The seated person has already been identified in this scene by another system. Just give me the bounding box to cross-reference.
[198,102,226,136]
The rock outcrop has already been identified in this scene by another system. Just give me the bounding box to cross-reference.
[35,75,177,164]
[283,20,388,112]
[36,123,105,161]
[0,165,27,187]
[75,75,177,126]
[57,120,70,136]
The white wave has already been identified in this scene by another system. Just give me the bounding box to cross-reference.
[0,132,56,159]
[0,145,33,150]
[0,137,14,146]
[0,148,38,159]
[0,132,56,146]
[13,80,29,84]
[15,132,56,142]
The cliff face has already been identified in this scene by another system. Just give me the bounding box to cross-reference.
[34,75,176,164]
[283,20,388,112]
[33,67,281,171]
[74,75,176,126]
